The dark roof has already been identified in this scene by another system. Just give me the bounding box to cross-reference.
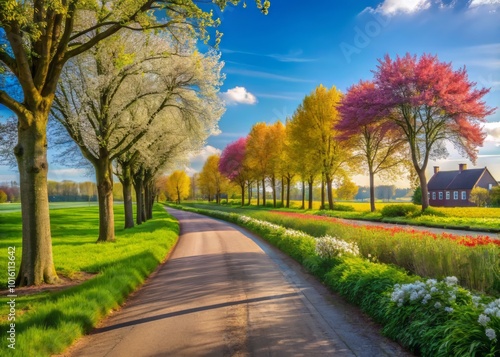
[428,169,485,190]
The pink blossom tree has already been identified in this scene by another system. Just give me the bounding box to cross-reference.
[338,80,408,212]
[219,137,250,206]
[350,54,494,209]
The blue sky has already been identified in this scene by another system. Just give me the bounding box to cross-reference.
[1,0,500,186]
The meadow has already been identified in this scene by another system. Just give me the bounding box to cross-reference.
[0,204,178,356]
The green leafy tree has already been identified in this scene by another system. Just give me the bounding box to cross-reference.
[412,186,422,205]
[470,187,490,207]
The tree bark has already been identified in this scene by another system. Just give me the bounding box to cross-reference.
[301,181,305,209]
[247,181,252,205]
[134,176,144,225]
[369,171,376,212]
[262,178,266,206]
[240,183,245,207]
[286,177,291,208]
[321,177,325,210]
[257,181,260,206]
[325,173,334,210]
[15,113,59,286]
[308,176,313,210]
[95,155,115,242]
[418,169,429,210]
[120,164,134,229]
[271,175,276,208]
[281,176,285,207]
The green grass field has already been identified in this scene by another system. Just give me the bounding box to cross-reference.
[0,204,178,356]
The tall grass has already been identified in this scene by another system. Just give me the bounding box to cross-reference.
[0,204,178,356]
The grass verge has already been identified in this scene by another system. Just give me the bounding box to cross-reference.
[0,204,178,356]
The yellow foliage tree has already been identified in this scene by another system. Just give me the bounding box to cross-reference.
[166,171,191,204]
[198,155,230,204]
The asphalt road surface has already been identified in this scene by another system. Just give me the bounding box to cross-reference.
[67,207,412,357]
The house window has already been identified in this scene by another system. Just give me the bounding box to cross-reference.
[432,192,436,200]
[446,191,450,200]
[454,191,458,200]
[461,191,467,200]
[438,192,443,200]
[489,184,493,190]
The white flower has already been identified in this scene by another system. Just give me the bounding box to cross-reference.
[434,302,442,309]
[478,314,491,326]
[485,328,496,341]
[445,276,458,286]
[444,307,454,313]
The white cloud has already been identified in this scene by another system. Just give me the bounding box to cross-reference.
[220,86,257,105]
[484,121,500,146]
[469,0,500,8]
[366,0,431,16]
[187,145,221,164]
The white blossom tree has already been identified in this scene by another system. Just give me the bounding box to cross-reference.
[51,31,224,242]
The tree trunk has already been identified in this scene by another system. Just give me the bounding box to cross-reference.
[247,182,252,205]
[308,177,313,210]
[262,178,266,206]
[241,183,245,207]
[418,169,429,210]
[15,114,59,286]
[134,177,144,225]
[301,181,305,209]
[281,176,285,207]
[321,177,325,210]
[257,181,260,206]
[145,182,153,220]
[325,173,334,210]
[121,164,134,229]
[272,175,276,208]
[369,171,376,212]
[286,177,291,208]
[95,156,115,242]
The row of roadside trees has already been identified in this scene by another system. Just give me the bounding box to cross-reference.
[215,54,492,212]
[0,0,270,286]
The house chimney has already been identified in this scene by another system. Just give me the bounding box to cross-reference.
[433,166,440,174]
[459,163,467,172]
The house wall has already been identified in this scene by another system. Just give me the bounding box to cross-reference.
[429,189,474,207]
[477,171,499,190]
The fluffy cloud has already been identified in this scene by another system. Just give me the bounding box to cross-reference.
[219,86,257,105]
[469,0,500,8]
[484,121,500,146]
[367,0,431,16]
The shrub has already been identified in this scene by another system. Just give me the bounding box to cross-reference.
[421,207,447,217]
[0,190,7,203]
[412,186,422,205]
[381,204,419,217]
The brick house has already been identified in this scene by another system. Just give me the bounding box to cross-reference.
[427,164,498,207]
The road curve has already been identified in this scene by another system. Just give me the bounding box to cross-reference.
[66,207,412,357]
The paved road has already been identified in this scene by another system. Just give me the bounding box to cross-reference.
[67,207,412,357]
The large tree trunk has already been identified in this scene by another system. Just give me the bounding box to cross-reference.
[369,171,376,212]
[262,178,266,206]
[145,182,153,220]
[325,173,334,210]
[418,169,429,210]
[15,113,59,286]
[134,177,144,225]
[95,156,115,242]
[120,164,134,229]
